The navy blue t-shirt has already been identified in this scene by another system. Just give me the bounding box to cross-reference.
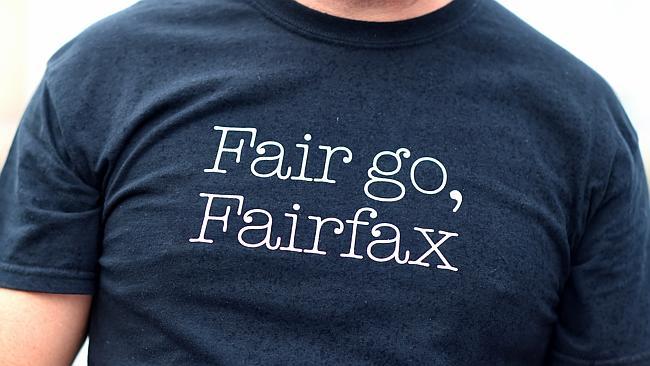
[1,0,649,364]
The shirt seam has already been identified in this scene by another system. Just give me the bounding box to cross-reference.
[551,349,650,365]
[0,259,95,280]
[42,75,101,192]
[243,0,484,49]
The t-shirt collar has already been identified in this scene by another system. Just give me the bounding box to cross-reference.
[247,0,483,48]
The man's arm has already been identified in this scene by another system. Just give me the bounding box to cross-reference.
[0,288,91,366]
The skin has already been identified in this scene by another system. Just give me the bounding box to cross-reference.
[293,0,454,21]
[0,288,91,366]
[0,1,452,364]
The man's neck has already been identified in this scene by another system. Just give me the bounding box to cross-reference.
[292,0,453,22]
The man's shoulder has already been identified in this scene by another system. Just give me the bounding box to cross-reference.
[38,0,258,144]
[475,0,611,99]
[473,1,624,141]
[476,1,636,184]
[44,0,252,76]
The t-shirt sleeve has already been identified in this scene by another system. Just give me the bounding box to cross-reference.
[548,99,650,364]
[0,75,101,295]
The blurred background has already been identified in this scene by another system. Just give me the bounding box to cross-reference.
[0,1,648,364]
